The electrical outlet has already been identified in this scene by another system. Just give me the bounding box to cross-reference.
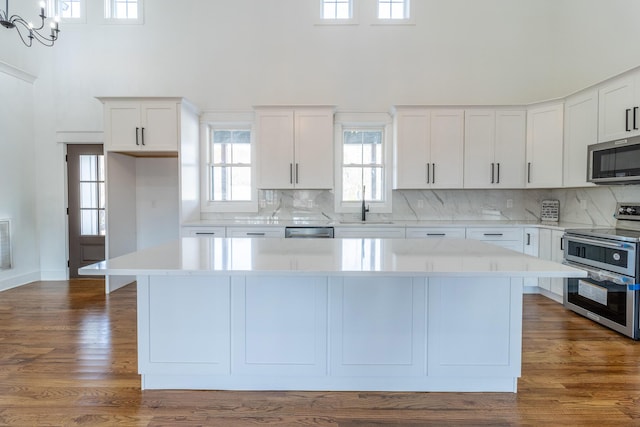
[506,199,513,209]
[580,199,588,209]
[418,199,424,208]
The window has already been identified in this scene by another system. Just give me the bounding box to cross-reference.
[342,129,384,202]
[322,0,352,20]
[335,113,392,214]
[55,0,86,22]
[105,0,143,23]
[79,154,106,236]
[209,129,252,202]
[378,0,410,20]
[202,121,257,213]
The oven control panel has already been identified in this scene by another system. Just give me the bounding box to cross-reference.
[615,203,640,220]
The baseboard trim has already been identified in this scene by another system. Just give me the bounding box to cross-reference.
[0,271,41,292]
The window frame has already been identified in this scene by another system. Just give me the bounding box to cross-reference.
[375,0,414,25]
[104,0,144,25]
[317,0,358,25]
[53,0,86,24]
[334,113,393,214]
[200,116,258,213]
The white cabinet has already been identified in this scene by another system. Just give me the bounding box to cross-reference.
[256,107,334,189]
[182,227,226,237]
[598,71,640,142]
[522,227,540,290]
[466,227,524,253]
[464,110,526,188]
[564,89,598,187]
[405,227,466,239]
[101,98,200,293]
[102,99,180,153]
[226,226,285,238]
[393,108,464,189]
[526,103,564,188]
[538,228,565,303]
[334,226,405,239]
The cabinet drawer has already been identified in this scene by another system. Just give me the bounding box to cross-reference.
[334,227,406,239]
[182,227,226,238]
[226,227,285,238]
[466,228,523,241]
[405,228,466,239]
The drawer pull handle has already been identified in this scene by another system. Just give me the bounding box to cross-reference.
[247,232,266,236]
[483,233,504,236]
[427,233,446,236]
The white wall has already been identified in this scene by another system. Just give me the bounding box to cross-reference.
[0,71,40,291]
[4,0,640,286]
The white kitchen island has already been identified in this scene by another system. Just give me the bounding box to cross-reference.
[80,237,585,393]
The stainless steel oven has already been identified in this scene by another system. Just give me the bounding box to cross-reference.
[563,203,640,340]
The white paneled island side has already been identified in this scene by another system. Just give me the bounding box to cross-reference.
[80,237,585,393]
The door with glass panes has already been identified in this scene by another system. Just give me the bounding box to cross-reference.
[67,145,105,278]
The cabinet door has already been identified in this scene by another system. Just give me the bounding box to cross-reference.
[140,102,179,151]
[526,103,564,188]
[522,228,539,289]
[105,103,141,151]
[494,110,526,188]
[564,90,597,188]
[294,109,334,189]
[430,109,464,188]
[256,110,295,189]
[405,227,466,239]
[549,230,565,298]
[393,110,430,189]
[464,110,496,189]
[598,74,636,142]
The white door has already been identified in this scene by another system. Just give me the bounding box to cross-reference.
[494,110,526,188]
[393,110,430,189]
[430,109,464,188]
[564,90,597,187]
[105,103,140,151]
[598,74,636,142]
[294,109,334,189]
[464,109,496,188]
[256,109,295,189]
[140,102,179,151]
[526,104,564,188]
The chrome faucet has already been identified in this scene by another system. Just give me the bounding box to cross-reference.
[361,185,369,221]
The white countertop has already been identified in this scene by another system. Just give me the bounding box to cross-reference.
[182,219,592,230]
[80,237,586,278]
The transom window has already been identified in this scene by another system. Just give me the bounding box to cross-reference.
[59,0,81,18]
[322,0,352,20]
[79,154,106,236]
[105,0,143,22]
[209,129,252,202]
[342,129,384,203]
[378,0,410,20]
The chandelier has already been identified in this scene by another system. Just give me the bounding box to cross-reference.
[0,0,60,47]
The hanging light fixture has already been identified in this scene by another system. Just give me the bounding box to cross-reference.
[0,0,60,47]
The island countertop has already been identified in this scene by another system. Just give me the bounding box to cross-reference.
[80,237,586,278]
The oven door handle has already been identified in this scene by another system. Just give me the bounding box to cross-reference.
[564,235,634,250]
[563,261,635,286]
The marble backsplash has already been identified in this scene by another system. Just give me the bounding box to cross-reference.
[199,186,640,225]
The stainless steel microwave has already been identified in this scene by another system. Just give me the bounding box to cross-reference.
[588,136,640,184]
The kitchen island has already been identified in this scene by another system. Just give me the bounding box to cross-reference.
[80,237,585,392]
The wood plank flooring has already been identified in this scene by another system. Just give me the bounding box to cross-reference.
[1,279,640,426]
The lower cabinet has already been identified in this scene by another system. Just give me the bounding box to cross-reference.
[466,227,524,253]
[181,226,226,237]
[538,229,565,302]
[334,227,406,238]
[522,228,540,291]
[226,226,285,238]
[405,227,466,239]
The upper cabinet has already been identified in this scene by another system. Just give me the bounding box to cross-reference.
[564,89,597,187]
[464,109,526,189]
[256,107,334,189]
[526,103,564,188]
[101,99,183,153]
[598,71,640,142]
[393,108,464,189]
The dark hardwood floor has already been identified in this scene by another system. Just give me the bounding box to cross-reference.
[1,279,639,426]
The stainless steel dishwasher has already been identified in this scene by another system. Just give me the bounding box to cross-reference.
[284,226,334,238]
